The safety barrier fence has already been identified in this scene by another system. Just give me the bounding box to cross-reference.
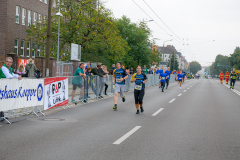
[0,74,177,124]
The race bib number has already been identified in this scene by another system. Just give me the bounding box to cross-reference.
[116,78,121,83]
[135,85,142,90]
[179,78,182,80]
[162,77,165,80]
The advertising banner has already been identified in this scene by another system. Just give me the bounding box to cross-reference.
[0,79,44,111]
[44,77,68,110]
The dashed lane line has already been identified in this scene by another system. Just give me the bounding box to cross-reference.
[113,126,142,145]
[152,108,164,116]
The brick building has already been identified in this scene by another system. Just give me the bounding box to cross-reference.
[0,0,60,77]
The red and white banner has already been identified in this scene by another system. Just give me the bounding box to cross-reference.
[44,77,68,110]
[18,59,34,71]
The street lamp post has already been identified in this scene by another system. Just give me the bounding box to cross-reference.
[56,9,62,77]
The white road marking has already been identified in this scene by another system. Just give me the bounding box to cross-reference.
[152,108,164,116]
[183,90,187,92]
[113,126,141,145]
[169,98,176,103]
[190,86,192,87]
[178,93,182,96]
[187,88,190,89]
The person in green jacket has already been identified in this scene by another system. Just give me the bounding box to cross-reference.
[143,65,148,74]
[0,57,22,80]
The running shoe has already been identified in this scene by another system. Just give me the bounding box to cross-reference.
[113,104,117,110]
[122,97,125,102]
[140,107,144,113]
[136,110,140,114]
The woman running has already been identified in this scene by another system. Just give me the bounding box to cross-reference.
[131,65,148,114]
[177,70,184,89]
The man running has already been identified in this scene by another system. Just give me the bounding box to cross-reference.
[131,65,148,114]
[113,62,128,110]
[230,68,237,89]
[156,66,163,88]
[219,71,224,84]
[177,70,184,89]
[225,71,230,85]
[159,69,168,92]
[165,67,171,89]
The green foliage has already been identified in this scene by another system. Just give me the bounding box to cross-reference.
[167,53,179,71]
[229,47,240,70]
[189,61,202,74]
[26,0,129,69]
[115,16,152,69]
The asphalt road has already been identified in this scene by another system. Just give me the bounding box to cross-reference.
[1,78,240,160]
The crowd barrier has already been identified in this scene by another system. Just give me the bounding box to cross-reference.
[0,74,177,124]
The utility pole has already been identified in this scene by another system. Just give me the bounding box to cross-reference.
[45,0,52,77]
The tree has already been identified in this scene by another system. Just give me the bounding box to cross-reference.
[151,48,162,66]
[167,53,179,71]
[26,0,129,69]
[189,61,202,74]
[229,47,240,69]
[116,16,152,69]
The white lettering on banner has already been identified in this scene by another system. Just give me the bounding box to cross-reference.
[44,77,68,110]
[0,79,44,112]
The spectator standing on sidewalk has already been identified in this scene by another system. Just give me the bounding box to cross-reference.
[98,63,107,98]
[90,64,103,98]
[143,65,148,74]
[111,64,116,70]
[102,65,109,95]
[16,64,25,76]
[85,61,92,70]
[0,57,22,80]
[71,63,86,102]
[25,59,37,78]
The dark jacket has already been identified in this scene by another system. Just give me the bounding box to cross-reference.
[98,68,106,75]
[90,67,103,77]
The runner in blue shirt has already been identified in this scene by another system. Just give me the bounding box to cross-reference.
[156,66,163,88]
[177,70,184,89]
[159,69,168,92]
[165,67,171,89]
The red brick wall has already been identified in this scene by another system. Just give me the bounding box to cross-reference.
[0,0,7,59]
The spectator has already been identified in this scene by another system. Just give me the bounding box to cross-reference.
[25,59,37,78]
[111,64,116,70]
[121,65,125,70]
[90,64,103,98]
[85,61,92,70]
[0,57,22,80]
[16,64,25,76]
[72,63,86,102]
[143,65,148,74]
[102,65,109,95]
[130,67,134,74]
[125,67,131,92]
[153,68,157,74]
[85,67,92,98]
[98,63,107,98]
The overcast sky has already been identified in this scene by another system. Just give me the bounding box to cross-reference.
[104,0,240,66]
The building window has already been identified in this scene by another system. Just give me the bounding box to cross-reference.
[14,39,18,54]
[33,12,37,25]
[16,6,20,24]
[37,45,41,56]
[32,42,36,57]
[21,40,24,56]
[22,8,26,25]
[44,0,47,4]
[39,14,42,23]
[26,41,30,57]
[28,10,31,26]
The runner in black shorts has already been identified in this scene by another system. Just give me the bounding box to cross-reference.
[131,65,148,114]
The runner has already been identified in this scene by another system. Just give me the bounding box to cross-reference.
[156,66,163,88]
[165,67,171,89]
[113,62,128,110]
[131,65,148,114]
[182,71,186,83]
[177,70,184,89]
[219,71,224,84]
[225,71,230,85]
[230,68,237,89]
[159,69,168,92]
